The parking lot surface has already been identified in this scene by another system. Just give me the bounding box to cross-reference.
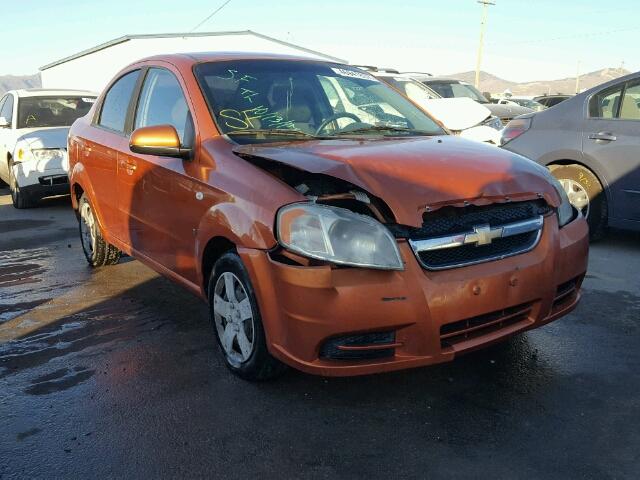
[1,188,639,479]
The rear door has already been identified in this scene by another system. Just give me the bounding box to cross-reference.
[117,66,201,283]
[87,70,141,238]
[583,79,640,221]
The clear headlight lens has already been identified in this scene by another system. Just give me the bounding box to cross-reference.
[550,177,575,227]
[31,148,65,162]
[277,203,404,270]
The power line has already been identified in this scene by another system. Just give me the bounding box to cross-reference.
[489,25,640,46]
[189,0,233,33]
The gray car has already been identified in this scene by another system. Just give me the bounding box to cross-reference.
[501,72,640,239]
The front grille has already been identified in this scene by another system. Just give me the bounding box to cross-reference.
[418,231,538,269]
[38,175,68,186]
[411,200,549,240]
[320,331,397,360]
[409,201,549,270]
[440,302,533,349]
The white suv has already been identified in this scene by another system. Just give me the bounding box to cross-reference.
[0,89,97,208]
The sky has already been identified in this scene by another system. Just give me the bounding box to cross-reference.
[1,0,639,82]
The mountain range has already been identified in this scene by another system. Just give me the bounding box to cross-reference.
[0,74,41,96]
[449,68,631,96]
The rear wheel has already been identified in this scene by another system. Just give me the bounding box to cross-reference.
[208,252,286,381]
[78,194,121,267]
[549,164,607,240]
[9,160,36,209]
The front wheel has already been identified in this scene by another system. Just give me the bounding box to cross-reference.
[78,194,121,267]
[549,164,607,240]
[9,161,36,209]
[208,252,286,381]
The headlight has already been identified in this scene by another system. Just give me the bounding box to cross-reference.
[277,203,404,270]
[484,116,503,131]
[31,149,65,162]
[549,176,575,227]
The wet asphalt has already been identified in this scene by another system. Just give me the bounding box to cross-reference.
[0,187,639,479]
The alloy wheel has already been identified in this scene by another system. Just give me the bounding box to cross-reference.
[80,201,97,258]
[213,272,255,365]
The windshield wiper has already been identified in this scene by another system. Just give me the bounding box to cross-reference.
[330,125,437,137]
[226,128,318,138]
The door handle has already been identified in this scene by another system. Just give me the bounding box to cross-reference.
[588,132,617,142]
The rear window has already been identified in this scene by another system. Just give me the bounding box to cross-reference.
[17,96,95,129]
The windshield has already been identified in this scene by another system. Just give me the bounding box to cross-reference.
[17,96,96,129]
[511,98,544,109]
[424,80,488,103]
[195,60,445,143]
[379,77,442,104]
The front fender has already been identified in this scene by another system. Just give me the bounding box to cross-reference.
[194,200,278,281]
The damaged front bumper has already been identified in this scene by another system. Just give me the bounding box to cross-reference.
[240,215,589,376]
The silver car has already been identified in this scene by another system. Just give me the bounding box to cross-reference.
[501,72,640,239]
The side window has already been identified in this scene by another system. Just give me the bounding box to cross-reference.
[619,82,640,120]
[98,70,140,132]
[589,84,623,119]
[134,68,191,145]
[1,95,14,122]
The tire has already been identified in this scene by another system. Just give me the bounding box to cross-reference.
[78,194,121,267]
[548,164,607,241]
[208,252,286,381]
[9,161,36,209]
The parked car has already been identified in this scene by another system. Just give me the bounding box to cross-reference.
[533,94,572,108]
[0,89,97,208]
[68,53,588,380]
[501,71,640,238]
[370,70,503,144]
[498,97,547,112]
[414,76,534,124]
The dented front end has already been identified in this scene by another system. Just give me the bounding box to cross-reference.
[227,136,589,376]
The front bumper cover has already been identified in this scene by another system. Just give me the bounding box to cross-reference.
[240,215,588,376]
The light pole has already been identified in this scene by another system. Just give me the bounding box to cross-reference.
[475,0,495,89]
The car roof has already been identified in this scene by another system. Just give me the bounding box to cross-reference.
[419,76,463,83]
[131,51,346,66]
[8,88,98,98]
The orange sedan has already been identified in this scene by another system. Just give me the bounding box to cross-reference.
[68,53,588,380]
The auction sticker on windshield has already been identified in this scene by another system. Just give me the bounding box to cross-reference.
[331,68,377,81]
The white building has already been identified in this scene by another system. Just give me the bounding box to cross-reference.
[40,30,346,93]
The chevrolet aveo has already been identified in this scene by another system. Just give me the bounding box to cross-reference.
[68,53,589,380]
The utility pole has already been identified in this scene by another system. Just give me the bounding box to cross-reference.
[475,0,495,89]
[575,60,581,94]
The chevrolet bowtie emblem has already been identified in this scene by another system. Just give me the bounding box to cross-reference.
[464,224,503,246]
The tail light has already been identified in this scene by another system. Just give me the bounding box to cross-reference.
[500,117,532,145]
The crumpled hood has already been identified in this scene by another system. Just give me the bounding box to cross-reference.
[234,136,559,227]
[419,97,491,131]
[486,103,533,119]
[16,127,70,150]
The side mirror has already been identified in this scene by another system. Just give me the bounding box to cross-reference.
[0,116,10,128]
[129,125,191,159]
